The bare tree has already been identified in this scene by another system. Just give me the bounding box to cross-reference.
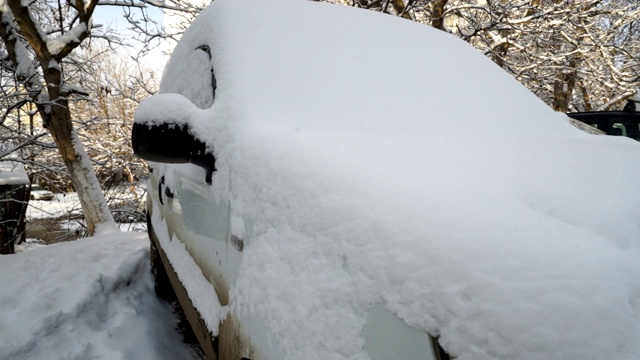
[70,45,156,224]
[337,0,639,112]
[0,0,198,235]
[69,45,154,182]
[99,0,206,59]
[0,0,120,234]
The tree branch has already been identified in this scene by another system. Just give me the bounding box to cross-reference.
[6,0,51,61]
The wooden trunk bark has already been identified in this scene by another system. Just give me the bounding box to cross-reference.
[43,68,116,235]
[552,60,577,112]
[431,0,448,30]
[2,0,116,236]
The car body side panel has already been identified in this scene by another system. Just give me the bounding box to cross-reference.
[146,167,226,327]
[147,189,218,360]
[149,164,288,359]
[174,174,231,304]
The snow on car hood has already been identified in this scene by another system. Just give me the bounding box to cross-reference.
[136,0,640,359]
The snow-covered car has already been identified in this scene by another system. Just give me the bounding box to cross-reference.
[132,0,640,359]
[29,184,54,201]
[567,97,640,140]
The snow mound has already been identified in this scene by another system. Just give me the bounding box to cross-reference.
[0,233,194,360]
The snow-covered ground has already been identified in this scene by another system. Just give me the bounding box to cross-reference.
[0,231,198,360]
[0,191,186,359]
[26,193,83,220]
[25,192,146,240]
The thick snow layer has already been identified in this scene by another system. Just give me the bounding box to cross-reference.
[46,22,86,56]
[0,161,29,185]
[0,232,196,360]
[135,0,640,359]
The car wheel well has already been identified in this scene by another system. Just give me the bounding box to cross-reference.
[146,210,218,358]
[148,212,176,301]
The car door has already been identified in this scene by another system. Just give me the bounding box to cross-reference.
[159,166,232,304]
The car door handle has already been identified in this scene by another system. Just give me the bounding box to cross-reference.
[158,176,174,205]
[231,235,244,252]
[165,187,174,199]
[158,176,165,205]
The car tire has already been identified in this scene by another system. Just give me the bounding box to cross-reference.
[147,214,176,301]
[30,195,35,200]
[150,240,175,300]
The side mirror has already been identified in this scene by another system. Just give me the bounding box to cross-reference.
[132,122,216,184]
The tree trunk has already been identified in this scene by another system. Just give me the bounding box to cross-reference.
[1,0,118,236]
[578,81,592,111]
[0,225,9,255]
[552,80,574,112]
[431,0,448,30]
[43,67,116,235]
[390,0,412,19]
[552,60,577,112]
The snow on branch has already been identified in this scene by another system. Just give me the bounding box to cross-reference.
[0,1,41,95]
[46,22,88,57]
[5,0,51,60]
[0,1,34,78]
[97,0,194,12]
[596,90,637,111]
[60,83,90,97]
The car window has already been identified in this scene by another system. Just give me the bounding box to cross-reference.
[566,111,640,140]
[364,304,446,360]
[161,44,216,109]
[179,181,228,240]
[612,123,626,136]
[173,175,231,298]
[196,44,217,104]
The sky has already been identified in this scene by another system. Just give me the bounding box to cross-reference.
[92,4,168,73]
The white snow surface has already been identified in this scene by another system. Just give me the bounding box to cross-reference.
[136,0,640,359]
[26,192,82,220]
[46,22,86,56]
[0,232,195,360]
[0,161,29,185]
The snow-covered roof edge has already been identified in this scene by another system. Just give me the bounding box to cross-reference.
[0,160,30,185]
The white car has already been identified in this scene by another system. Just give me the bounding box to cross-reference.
[29,184,54,201]
[132,0,640,359]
